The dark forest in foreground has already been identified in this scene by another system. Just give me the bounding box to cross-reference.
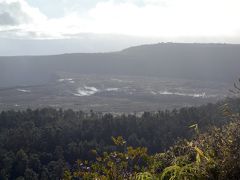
[0,98,239,179]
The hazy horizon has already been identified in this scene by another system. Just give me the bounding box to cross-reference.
[1,0,240,55]
[2,38,240,56]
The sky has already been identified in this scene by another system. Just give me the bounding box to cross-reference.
[0,0,240,55]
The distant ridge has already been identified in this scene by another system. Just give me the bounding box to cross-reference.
[0,43,240,87]
[121,42,240,52]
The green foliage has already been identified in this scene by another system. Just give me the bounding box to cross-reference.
[64,136,150,179]
[65,102,240,180]
[135,172,155,180]
[112,136,127,146]
[189,124,199,134]
[0,98,239,179]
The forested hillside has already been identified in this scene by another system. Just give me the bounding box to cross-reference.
[66,105,240,179]
[0,98,239,179]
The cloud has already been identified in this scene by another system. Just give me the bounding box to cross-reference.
[0,0,240,41]
[0,12,18,25]
[78,0,240,38]
[0,0,48,38]
[0,0,46,26]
